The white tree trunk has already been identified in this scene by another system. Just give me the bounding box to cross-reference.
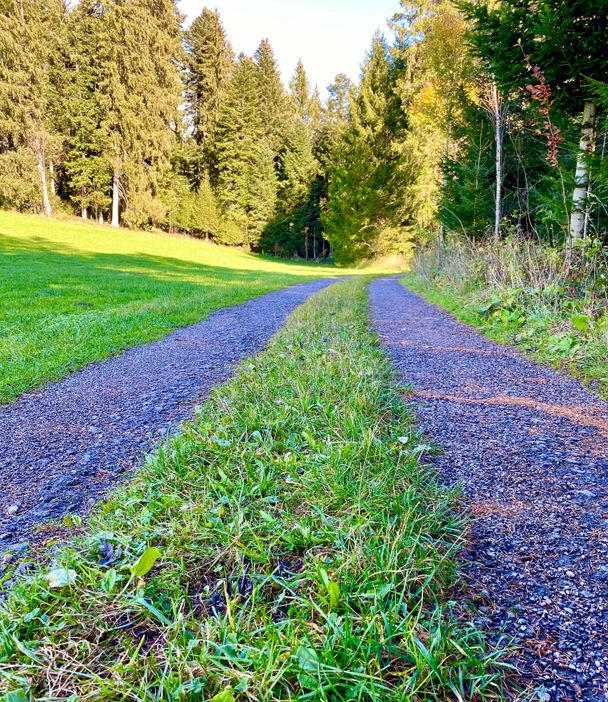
[491,82,503,242]
[37,153,52,217]
[99,212,104,225]
[111,172,120,228]
[569,100,596,244]
[439,120,450,245]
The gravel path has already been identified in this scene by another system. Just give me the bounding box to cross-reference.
[0,279,336,571]
[370,277,608,702]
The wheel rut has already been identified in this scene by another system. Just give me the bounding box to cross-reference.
[370,276,608,702]
[0,278,337,575]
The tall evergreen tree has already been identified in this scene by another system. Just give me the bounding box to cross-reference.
[254,39,291,151]
[94,0,183,228]
[184,8,233,183]
[0,0,67,215]
[61,0,112,220]
[215,55,277,249]
[324,34,411,263]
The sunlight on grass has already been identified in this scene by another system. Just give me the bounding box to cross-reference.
[0,211,359,404]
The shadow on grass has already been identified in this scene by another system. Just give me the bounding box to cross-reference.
[0,233,338,402]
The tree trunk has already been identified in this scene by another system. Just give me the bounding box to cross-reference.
[82,206,88,220]
[49,161,56,195]
[37,152,52,217]
[438,120,450,245]
[491,82,503,243]
[569,100,596,245]
[111,172,120,228]
[99,212,104,225]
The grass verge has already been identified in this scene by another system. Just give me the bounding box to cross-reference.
[404,241,608,397]
[0,279,505,700]
[0,211,348,404]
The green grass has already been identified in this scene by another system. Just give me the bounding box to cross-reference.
[403,240,608,398]
[0,211,349,404]
[0,279,507,700]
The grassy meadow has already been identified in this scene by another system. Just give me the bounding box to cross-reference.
[0,211,347,404]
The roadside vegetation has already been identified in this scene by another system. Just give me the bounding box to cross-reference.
[0,211,346,404]
[404,239,608,397]
[0,280,506,700]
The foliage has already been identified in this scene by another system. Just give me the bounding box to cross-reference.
[405,237,608,396]
[215,55,277,249]
[323,34,414,264]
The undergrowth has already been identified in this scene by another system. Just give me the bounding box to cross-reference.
[0,279,506,700]
[404,238,608,396]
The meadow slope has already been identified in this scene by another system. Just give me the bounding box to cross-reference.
[0,212,345,404]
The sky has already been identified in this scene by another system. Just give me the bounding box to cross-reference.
[178,0,399,98]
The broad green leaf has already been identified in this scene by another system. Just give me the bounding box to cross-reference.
[296,645,319,672]
[327,581,340,609]
[101,568,117,593]
[571,313,590,333]
[129,547,161,578]
[1,690,28,702]
[45,568,76,589]
[209,690,235,702]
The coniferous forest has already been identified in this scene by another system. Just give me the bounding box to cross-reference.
[2,1,605,265]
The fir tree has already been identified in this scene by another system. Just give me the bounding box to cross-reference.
[0,0,67,214]
[215,55,277,249]
[185,8,233,182]
[254,39,291,151]
[324,34,411,263]
[95,0,184,228]
[61,0,112,220]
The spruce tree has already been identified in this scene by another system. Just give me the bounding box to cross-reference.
[185,8,233,183]
[0,0,66,214]
[323,34,411,263]
[289,61,314,124]
[94,0,183,228]
[215,55,277,249]
[61,0,112,220]
[254,39,291,150]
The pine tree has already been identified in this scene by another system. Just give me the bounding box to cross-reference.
[94,0,184,228]
[324,34,412,263]
[0,0,67,214]
[185,8,233,183]
[254,39,291,151]
[215,55,277,249]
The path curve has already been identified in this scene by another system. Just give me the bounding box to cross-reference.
[370,277,608,702]
[0,278,337,565]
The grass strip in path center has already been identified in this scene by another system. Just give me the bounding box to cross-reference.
[0,279,506,701]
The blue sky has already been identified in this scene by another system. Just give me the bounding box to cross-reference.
[178,0,399,97]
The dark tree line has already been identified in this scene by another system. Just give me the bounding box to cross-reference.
[1,0,607,264]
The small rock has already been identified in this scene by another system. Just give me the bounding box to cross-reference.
[6,504,19,516]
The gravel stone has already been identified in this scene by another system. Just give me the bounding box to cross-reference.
[0,279,336,558]
[370,277,608,702]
